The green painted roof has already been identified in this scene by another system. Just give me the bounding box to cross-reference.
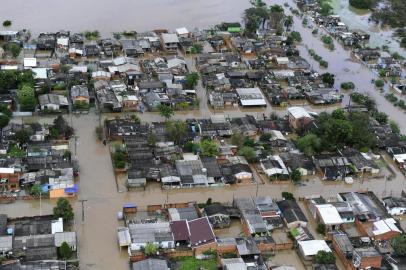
[227,27,241,33]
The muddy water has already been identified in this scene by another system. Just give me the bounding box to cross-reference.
[273,0,406,133]
[0,0,250,36]
[330,0,405,57]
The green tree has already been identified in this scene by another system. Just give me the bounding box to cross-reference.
[290,169,302,183]
[375,79,384,88]
[184,141,200,153]
[2,20,12,27]
[372,111,388,125]
[158,104,174,120]
[349,0,374,9]
[185,72,199,89]
[58,242,73,259]
[296,134,321,156]
[144,242,158,256]
[49,115,74,139]
[53,198,74,223]
[315,251,335,264]
[14,128,32,144]
[285,15,294,30]
[237,146,258,163]
[316,223,326,235]
[282,192,295,201]
[392,234,406,256]
[166,120,188,145]
[30,184,42,196]
[190,43,203,54]
[340,82,355,90]
[9,43,21,58]
[289,31,302,42]
[230,133,245,148]
[18,84,37,111]
[0,114,10,129]
[200,139,219,157]
[390,120,400,134]
[321,73,335,86]
[320,3,333,16]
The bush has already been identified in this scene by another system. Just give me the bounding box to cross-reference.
[282,192,295,201]
[53,198,74,223]
[392,234,406,256]
[341,82,355,90]
[316,223,326,235]
[349,0,374,9]
[290,31,302,42]
[375,79,384,88]
[315,250,335,264]
[58,242,73,259]
[2,20,12,27]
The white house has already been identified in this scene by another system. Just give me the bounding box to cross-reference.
[298,240,331,260]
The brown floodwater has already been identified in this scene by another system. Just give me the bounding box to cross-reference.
[0,0,250,36]
[1,0,406,268]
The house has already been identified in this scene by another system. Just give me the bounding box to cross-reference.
[126,170,147,190]
[280,152,316,176]
[24,58,37,69]
[170,217,217,253]
[298,240,331,261]
[313,154,352,181]
[175,159,210,187]
[342,149,380,175]
[221,162,253,184]
[338,192,387,221]
[371,218,401,241]
[128,222,174,253]
[260,156,289,179]
[168,206,199,221]
[70,85,89,105]
[200,157,222,183]
[132,259,169,270]
[236,88,267,107]
[38,94,69,111]
[0,167,21,191]
[277,200,308,228]
[161,33,179,51]
[287,107,313,132]
[234,198,268,236]
[382,196,406,216]
[204,204,240,229]
[315,204,343,231]
[188,217,216,253]
[352,247,382,269]
[175,27,190,38]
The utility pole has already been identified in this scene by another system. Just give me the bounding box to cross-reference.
[79,199,88,222]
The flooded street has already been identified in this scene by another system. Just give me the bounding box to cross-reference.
[0,0,405,269]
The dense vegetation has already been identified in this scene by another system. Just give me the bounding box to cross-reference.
[296,109,377,155]
[349,0,375,9]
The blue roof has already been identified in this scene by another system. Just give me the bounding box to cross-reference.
[123,203,137,208]
[64,184,78,193]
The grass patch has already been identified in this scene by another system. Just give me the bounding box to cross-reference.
[175,257,217,270]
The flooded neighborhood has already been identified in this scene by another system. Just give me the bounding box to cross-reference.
[0,0,405,270]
